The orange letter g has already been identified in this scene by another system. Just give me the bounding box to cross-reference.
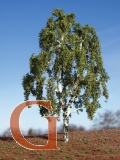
[10,100,60,150]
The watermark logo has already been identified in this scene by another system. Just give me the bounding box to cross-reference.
[10,100,60,150]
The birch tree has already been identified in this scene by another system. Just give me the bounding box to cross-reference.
[22,8,110,142]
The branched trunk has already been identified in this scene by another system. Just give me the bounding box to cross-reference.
[56,35,83,142]
[62,73,81,142]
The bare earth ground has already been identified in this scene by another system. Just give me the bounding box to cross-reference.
[0,129,120,160]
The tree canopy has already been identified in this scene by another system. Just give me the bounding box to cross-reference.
[22,8,110,121]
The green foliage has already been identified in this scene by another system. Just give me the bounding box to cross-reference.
[22,8,110,120]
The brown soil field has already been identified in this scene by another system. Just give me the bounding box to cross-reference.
[0,129,120,160]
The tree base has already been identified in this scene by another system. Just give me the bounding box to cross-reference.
[63,138,69,142]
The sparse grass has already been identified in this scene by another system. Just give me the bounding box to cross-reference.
[75,152,85,157]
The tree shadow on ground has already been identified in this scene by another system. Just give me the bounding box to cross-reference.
[0,132,64,142]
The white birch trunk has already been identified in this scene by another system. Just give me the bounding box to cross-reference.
[63,107,70,142]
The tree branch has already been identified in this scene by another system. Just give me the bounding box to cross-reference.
[57,35,64,47]
[70,105,85,114]
[55,35,66,107]
[48,61,55,65]
[80,36,84,50]
[47,62,65,106]
[56,66,66,107]
[67,73,80,108]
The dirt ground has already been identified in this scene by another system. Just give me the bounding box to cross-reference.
[0,129,120,160]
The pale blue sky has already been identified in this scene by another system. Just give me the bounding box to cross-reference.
[0,0,120,136]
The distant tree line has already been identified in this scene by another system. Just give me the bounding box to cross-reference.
[91,109,120,130]
[1,109,120,137]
